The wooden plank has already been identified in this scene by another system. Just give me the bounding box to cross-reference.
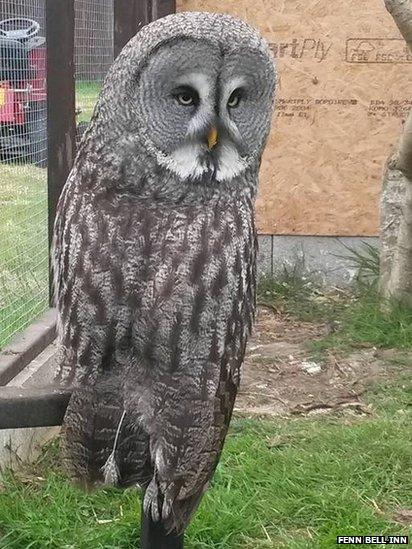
[114,0,152,58]
[0,386,71,429]
[152,0,176,19]
[0,309,56,386]
[136,0,154,26]
[114,0,176,59]
[46,0,76,303]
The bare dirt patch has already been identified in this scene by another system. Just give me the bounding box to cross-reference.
[392,509,412,526]
[235,307,412,417]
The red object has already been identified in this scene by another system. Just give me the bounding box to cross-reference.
[28,46,47,102]
[0,82,16,122]
[0,45,46,125]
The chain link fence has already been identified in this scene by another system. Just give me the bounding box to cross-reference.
[0,0,114,349]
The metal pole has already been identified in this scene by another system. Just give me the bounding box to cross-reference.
[46,0,76,304]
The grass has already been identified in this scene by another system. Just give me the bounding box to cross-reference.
[257,244,412,355]
[0,164,48,349]
[76,81,101,123]
[0,81,101,349]
[310,292,412,355]
[257,268,346,323]
[0,382,410,548]
[330,241,380,292]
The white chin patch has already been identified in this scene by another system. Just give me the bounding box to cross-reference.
[215,142,247,182]
[161,141,247,182]
[168,142,208,180]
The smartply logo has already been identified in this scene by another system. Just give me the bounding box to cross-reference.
[268,39,332,62]
[336,536,409,545]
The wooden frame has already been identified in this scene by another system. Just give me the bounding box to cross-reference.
[0,386,71,429]
[114,0,176,58]
[46,0,76,304]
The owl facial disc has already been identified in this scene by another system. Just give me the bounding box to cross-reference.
[136,36,275,184]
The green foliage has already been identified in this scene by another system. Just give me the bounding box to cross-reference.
[331,241,380,292]
[0,385,410,548]
[257,262,346,322]
[258,244,412,353]
[309,292,412,356]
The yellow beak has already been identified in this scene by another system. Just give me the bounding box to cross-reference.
[207,127,218,149]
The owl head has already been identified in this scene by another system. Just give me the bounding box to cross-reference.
[87,12,276,185]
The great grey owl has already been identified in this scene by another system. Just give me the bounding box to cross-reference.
[53,11,276,536]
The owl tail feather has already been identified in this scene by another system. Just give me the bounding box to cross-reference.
[101,409,126,485]
[140,491,184,549]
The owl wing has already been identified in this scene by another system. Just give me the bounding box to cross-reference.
[52,174,154,488]
[143,350,240,534]
[135,227,256,534]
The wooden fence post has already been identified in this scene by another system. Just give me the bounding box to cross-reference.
[114,0,176,59]
[0,387,71,429]
[46,0,76,304]
[152,0,177,19]
[114,0,150,59]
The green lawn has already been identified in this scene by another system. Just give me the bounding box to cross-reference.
[0,381,410,548]
[0,81,101,350]
[258,270,412,354]
[0,164,48,349]
[76,82,101,123]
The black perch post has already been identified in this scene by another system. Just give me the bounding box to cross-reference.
[141,504,184,549]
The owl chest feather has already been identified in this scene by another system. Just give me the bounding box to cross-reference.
[56,187,256,386]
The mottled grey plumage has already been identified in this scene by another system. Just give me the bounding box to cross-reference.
[53,11,276,534]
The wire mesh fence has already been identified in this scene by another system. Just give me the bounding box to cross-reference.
[0,0,48,349]
[0,0,114,349]
[75,0,114,82]
[75,0,113,140]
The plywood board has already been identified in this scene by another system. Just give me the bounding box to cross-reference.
[177,0,411,235]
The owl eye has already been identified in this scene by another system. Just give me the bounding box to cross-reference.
[227,89,243,109]
[173,86,199,107]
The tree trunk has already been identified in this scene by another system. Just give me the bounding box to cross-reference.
[379,0,412,307]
